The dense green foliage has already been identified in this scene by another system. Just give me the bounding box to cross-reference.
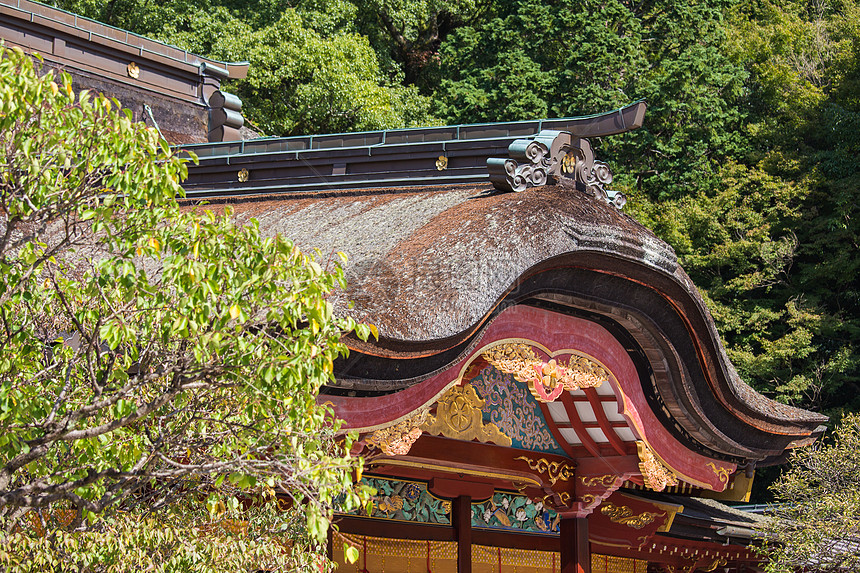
[0,45,369,571]
[57,0,435,134]
[50,0,860,458]
[758,413,860,572]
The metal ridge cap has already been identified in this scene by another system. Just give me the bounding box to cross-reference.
[182,135,521,161]
[180,174,490,197]
[3,0,249,77]
[178,101,648,155]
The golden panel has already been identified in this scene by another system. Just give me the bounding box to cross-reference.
[365,409,428,456]
[599,503,665,530]
[514,456,574,486]
[421,384,512,446]
[336,535,647,573]
[636,441,679,492]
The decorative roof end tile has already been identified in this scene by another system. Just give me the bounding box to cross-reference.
[487,130,627,209]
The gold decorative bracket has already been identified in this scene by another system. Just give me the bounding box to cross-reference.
[365,409,428,456]
[514,456,574,486]
[637,441,679,492]
[706,462,732,486]
[600,503,665,530]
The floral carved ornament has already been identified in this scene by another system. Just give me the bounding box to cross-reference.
[482,343,608,402]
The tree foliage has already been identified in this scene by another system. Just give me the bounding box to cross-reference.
[759,413,860,572]
[207,9,434,135]
[53,0,436,136]
[0,45,368,571]
[433,0,748,199]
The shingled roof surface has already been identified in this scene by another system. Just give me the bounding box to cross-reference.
[197,179,825,431]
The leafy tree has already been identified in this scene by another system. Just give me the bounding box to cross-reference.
[434,0,748,200]
[207,10,434,135]
[0,45,368,571]
[351,0,489,88]
[52,0,437,136]
[759,413,860,572]
[720,0,860,415]
[627,162,814,397]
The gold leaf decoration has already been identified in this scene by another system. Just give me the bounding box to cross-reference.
[706,462,732,485]
[515,456,574,486]
[127,62,140,79]
[561,151,577,174]
[421,384,512,446]
[700,557,729,572]
[637,441,679,492]
[600,503,664,530]
[365,409,428,456]
[435,156,448,170]
[579,474,618,488]
[482,343,607,403]
[540,492,571,507]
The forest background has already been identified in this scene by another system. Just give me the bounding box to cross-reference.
[52,0,860,499]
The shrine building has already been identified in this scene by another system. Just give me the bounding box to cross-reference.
[177,106,827,572]
[1,3,829,572]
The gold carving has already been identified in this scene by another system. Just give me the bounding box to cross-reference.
[561,151,577,174]
[436,156,448,170]
[700,557,728,572]
[541,492,571,507]
[637,441,679,492]
[580,494,597,506]
[238,168,250,182]
[365,409,428,456]
[514,456,574,486]
[706,462,731,485]
[579,474,618,488]
[600,503,664,530]
[421,384,512,446]
[482,343,607,402]
[127,62,140,78]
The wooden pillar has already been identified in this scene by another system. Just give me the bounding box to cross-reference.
[454,495,472,573]
[560,517,590,573]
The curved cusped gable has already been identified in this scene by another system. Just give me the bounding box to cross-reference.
[221,177,824,466]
